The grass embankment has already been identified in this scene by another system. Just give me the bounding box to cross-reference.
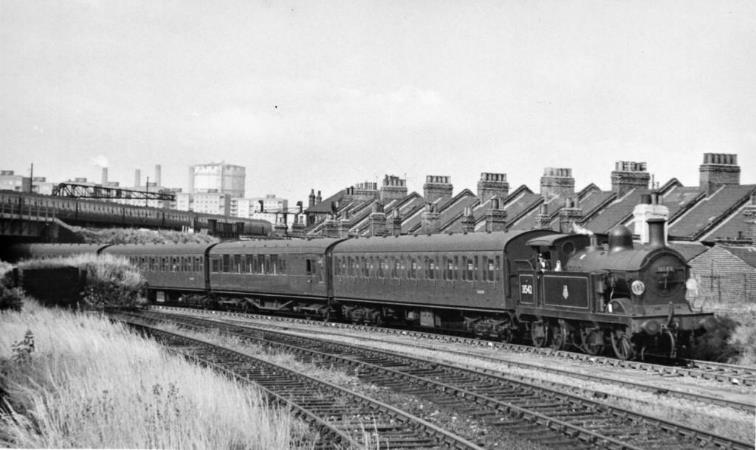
[72,226,219,245]
[0,302,305,449]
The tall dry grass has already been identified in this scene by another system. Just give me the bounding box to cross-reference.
[0,302,304,449]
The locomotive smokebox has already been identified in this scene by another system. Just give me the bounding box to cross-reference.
[647,217,666,248]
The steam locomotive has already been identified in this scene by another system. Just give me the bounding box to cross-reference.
[7,218,713,360]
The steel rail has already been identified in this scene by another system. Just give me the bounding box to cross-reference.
[123,320,484,450]
[155,305,756,387]
[137,309,753,449]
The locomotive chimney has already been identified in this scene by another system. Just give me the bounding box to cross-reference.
[647,217,666,248]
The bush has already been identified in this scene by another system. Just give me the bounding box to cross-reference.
[0,262,24,311]
[71,227,219,245]
[690,316,740,362]
[18,254,146,309]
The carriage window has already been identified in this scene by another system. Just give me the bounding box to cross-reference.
[495,256,501,281]
[245,255,254,273]
[234,254,242,273]
[317,258,324,282]
[162,257,169,272]
[391,258,400,279]
[222,254,230,272]
[376,257,384,277]
[489,256,497,282]
[306,259,313,275]
[408,258,417,279]
[257,255,265,274]
[426,257,435,279]
[361,257,368,278]
[473,256,479,281]
[271,255,278,275]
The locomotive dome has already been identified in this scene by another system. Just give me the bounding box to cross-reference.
[608,225,633,252]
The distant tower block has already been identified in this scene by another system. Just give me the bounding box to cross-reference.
[380,175,408,202]
[423,175,453,203]
[477,172,509,203]
[540,168,575,199]
[611,161,650,197]
[699,153,741,195]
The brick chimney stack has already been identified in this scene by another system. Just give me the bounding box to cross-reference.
[461,206,476,233]
[369,202,387,236]
[558,197,583,233]
[540,168,575,200]
[485,197,507,232]
[744,191,756,243]
[477,172,509,203]
[535,203,551,230]
[423,175,453,203]
[134,169,141,188]
[101,167,108,185]
[611,161,650,197]
[699,153,740,195]
[421,203,441,234]
[380,175,408,202]
[391,209,403,236]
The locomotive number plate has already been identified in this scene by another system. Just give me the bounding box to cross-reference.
[519,274,534,304]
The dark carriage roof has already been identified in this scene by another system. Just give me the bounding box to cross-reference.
[103,244,212,256]
[211,238,344,254]
[333,229,552,254]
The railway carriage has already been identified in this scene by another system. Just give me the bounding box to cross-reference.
[207,238,343,315]
[331,230,552,331]
[102,244,210,303]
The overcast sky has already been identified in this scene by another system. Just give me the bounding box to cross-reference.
[1,0,754,202]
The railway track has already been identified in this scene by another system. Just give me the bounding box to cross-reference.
[125,309,753,449]
[123,320,484,450]
[155,305,756,387]
[211,313,755,414]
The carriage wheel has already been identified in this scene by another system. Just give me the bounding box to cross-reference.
[611,330,635,360]
[550,323,567,351]
[583,329,605,355]
[531,322,549,348]
[495,316,515,343]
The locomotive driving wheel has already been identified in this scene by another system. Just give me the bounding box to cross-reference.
[550,322,568,350]
[582,329,605,355]
[530,321,549,348]
[611,329,635,360]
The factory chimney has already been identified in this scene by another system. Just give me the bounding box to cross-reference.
[134,169,141,188]
[101,167,108,185]
[154,165,162,187]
